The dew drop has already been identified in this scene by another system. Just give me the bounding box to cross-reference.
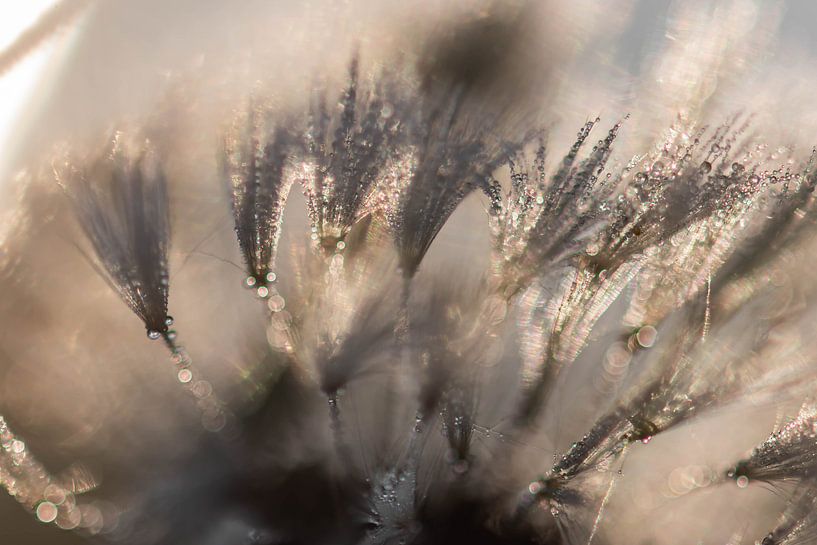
[699,161,712,173]
[268,294,286,312]
[178,369,193,384]
[636,325,658,348]
[265,272,277,283]
[164,316,174,327]
[192,380,213,398]
[245,276,257,288]
[147,330,161,340]
[36,501,58,523]
[256,286,270,298]
[56,505,82,530]
[736,475,749,488]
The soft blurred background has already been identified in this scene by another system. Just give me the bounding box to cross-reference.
[3,1,817,543]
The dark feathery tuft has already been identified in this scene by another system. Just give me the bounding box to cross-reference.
[56,133,171,337]
[224,103,297,291]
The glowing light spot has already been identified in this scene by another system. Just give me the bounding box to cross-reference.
[11,439,25,453]
[36,501,58,523]
[192,380,213,399]
[177,369,193,383]
[56,506,81,530]
[636,325,658,348]
[268,294,285,312]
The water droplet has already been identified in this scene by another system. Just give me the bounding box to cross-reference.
[36,501,58,523]
[147,330,161,340]
[265,272,277,283]
[164,316,174,327]
[178,369,193,383]
[699,161,712,173]
[56,505,82,530]
[636,325,658,348]
[44,484,66,505]
[736,475,749,488]
[268,294,285,312]
[245,276,257,288]
[257,286,270,298]
[202,412,226,432]
[192,380,213,398]
[336,240,346,250]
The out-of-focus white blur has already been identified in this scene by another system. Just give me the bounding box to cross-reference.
[0,1,65,171]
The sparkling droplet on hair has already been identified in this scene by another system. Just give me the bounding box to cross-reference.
[164,316,174,327]
[245,276,257,288]
[265,272,277,283]
[36,501,58,523]
[257,286,270,298]
[147,330,161,340]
